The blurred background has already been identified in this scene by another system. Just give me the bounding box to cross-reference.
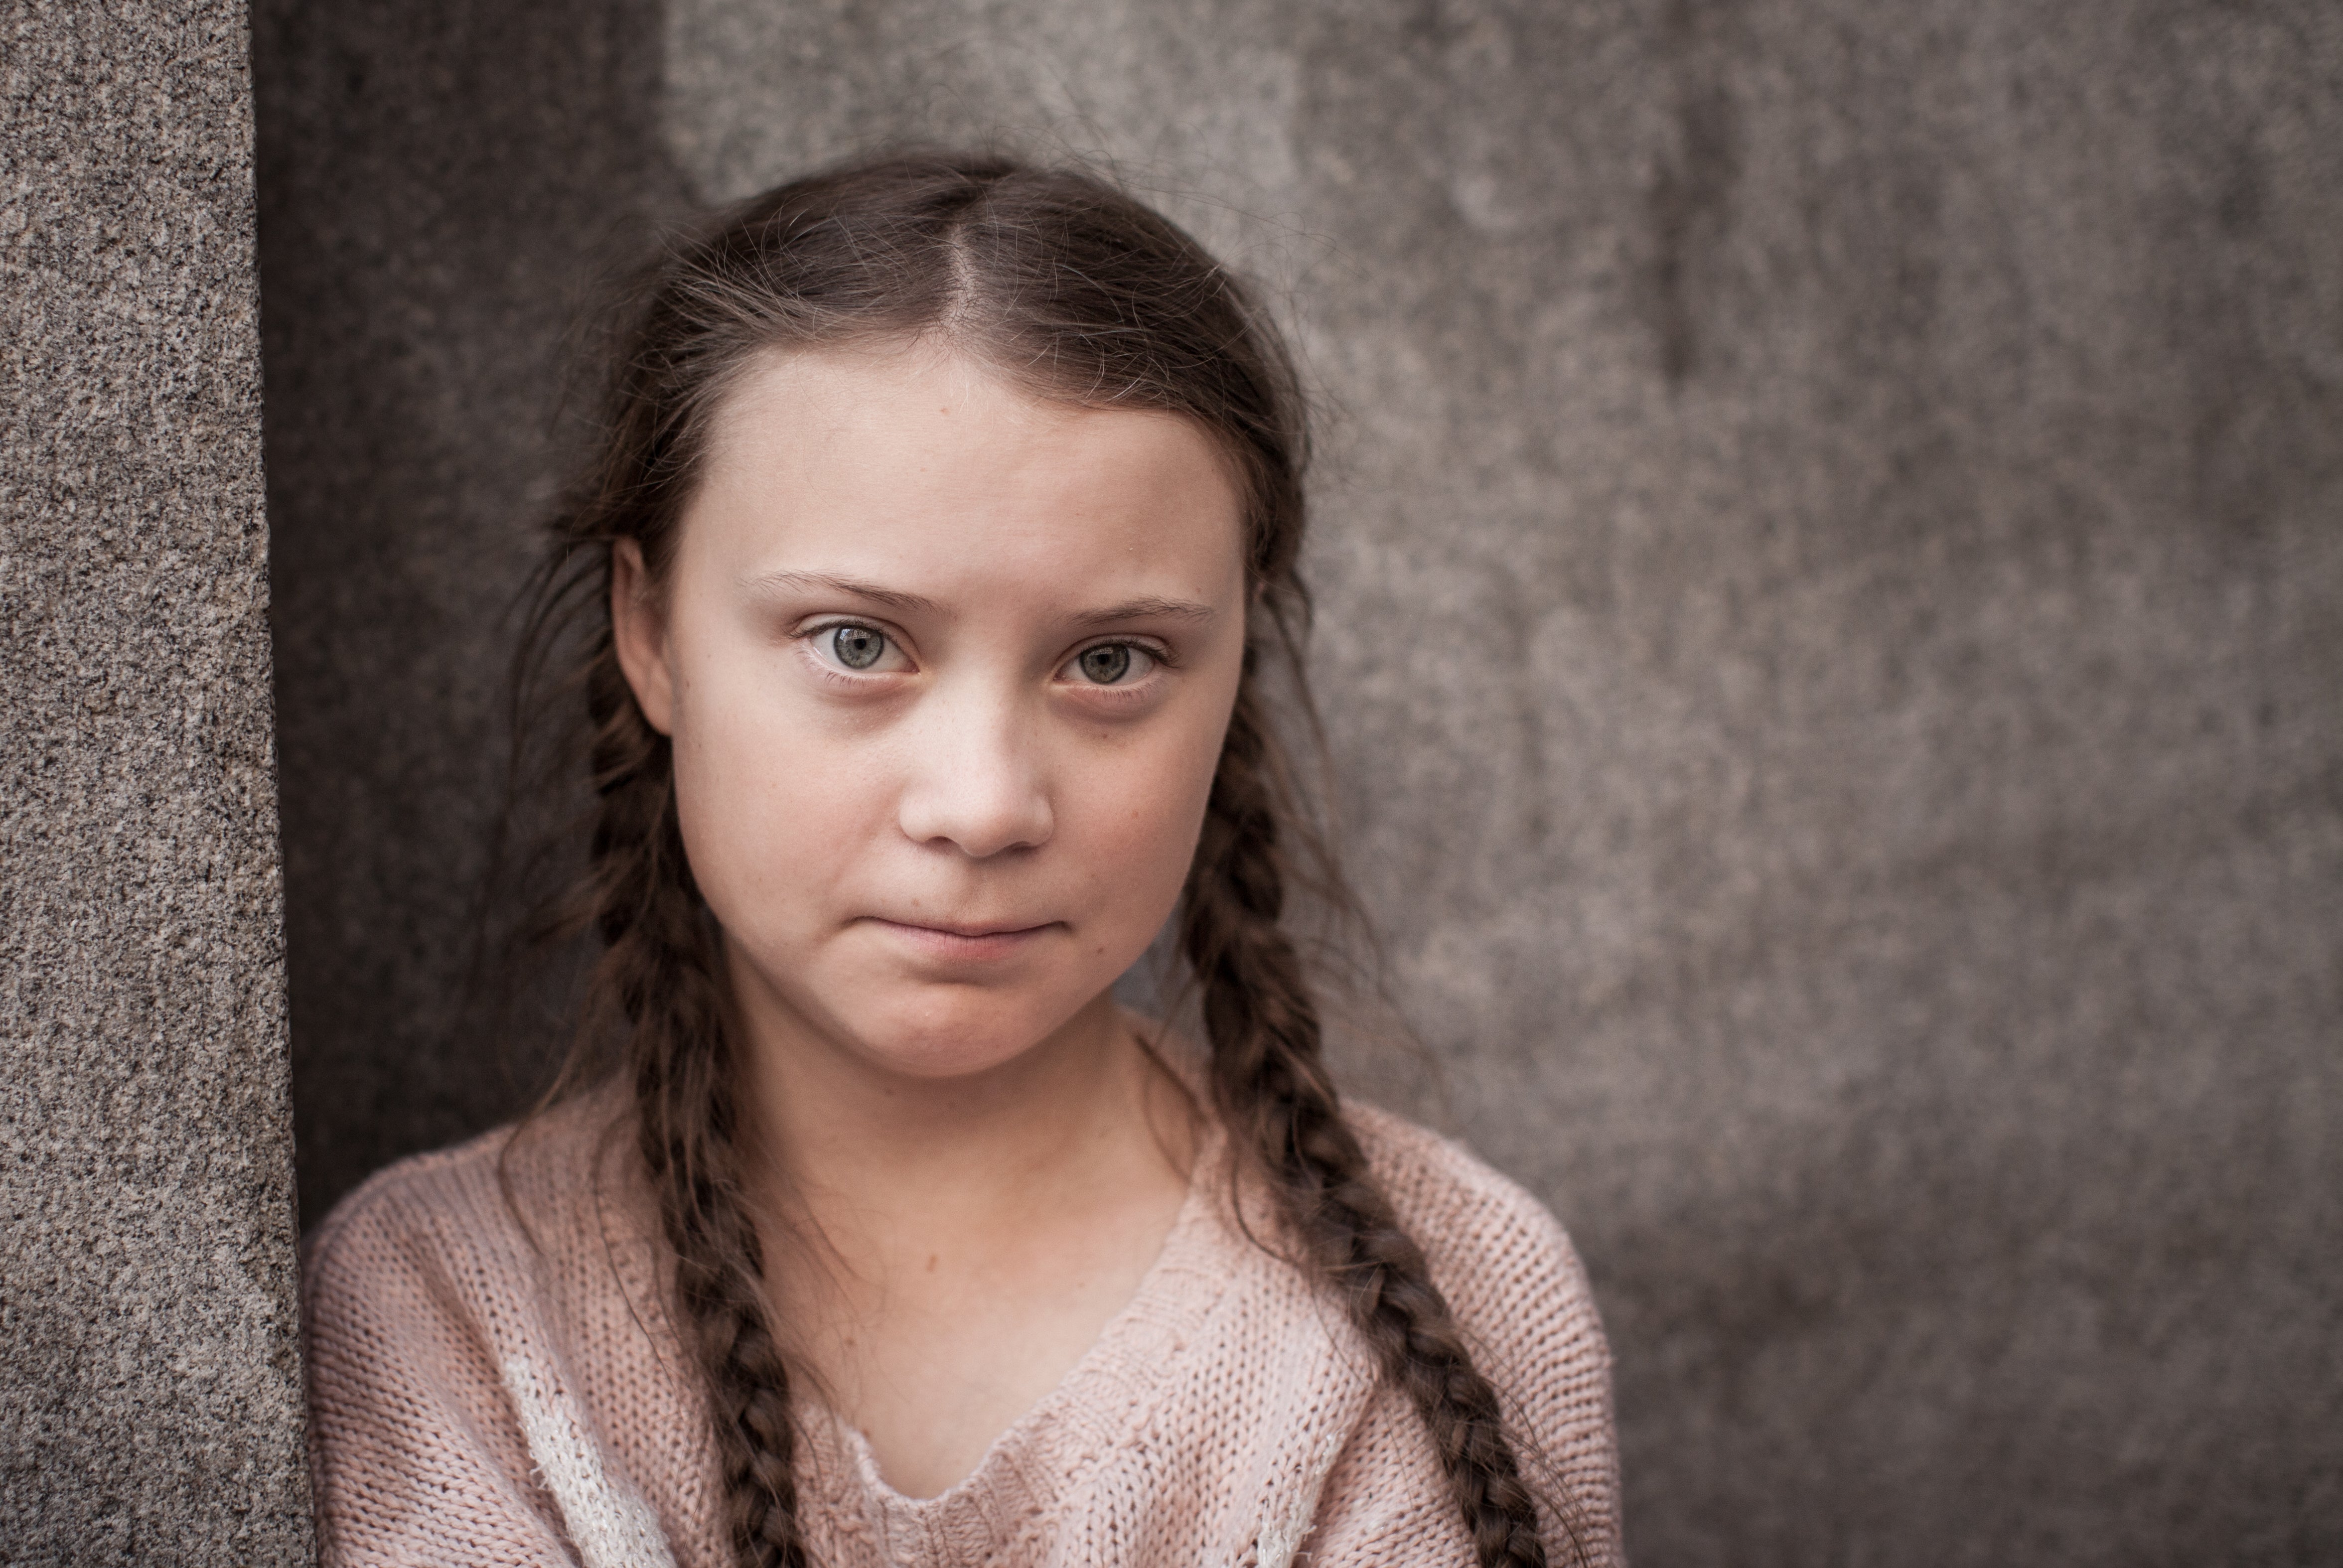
[251,2,2342,1563]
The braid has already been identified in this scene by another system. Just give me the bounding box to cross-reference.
[520,151,1570,1568]
[582,642,811,1568]
[1181,676,1571,1568]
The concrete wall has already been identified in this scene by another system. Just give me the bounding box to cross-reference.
[0,0,311,1562]
[256,1,2343,1563]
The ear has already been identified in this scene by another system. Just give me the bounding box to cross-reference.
[609,538,678,736]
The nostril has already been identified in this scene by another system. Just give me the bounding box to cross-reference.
[897,777,1052,859]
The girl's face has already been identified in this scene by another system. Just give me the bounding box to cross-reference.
[612,344,1249,1081]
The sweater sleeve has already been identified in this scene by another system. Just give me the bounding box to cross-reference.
[1301,1108,1625,1567]
[300,1154,582,1568]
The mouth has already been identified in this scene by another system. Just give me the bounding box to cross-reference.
[864,916,1059,961]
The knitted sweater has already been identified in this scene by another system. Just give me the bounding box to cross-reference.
[301,1090,1623,1568]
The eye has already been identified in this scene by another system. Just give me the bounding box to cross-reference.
[807,622,908,674]
[832,625,886,669]
[1063,641,1155,686]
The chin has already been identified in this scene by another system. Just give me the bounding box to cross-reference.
[840,987,1099,1081]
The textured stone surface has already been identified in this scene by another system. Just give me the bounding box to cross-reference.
[0,0,312,1562]
[251,0,674,1225]
[262,0,2343,1562]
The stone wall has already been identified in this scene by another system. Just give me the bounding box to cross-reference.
[255,1,2343,1563]
[0,0,311,1561]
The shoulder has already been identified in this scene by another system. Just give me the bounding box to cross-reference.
[299,1098,647,1565]
[306,1125,507,1248]
[301,1125,512,1300]
[1337,1101,1623,1560]
[1342,1100,1591,1306]
[1341,1098,1605,1344]
[300,1091,629,1322]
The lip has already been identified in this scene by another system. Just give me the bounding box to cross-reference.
[865,916,1059,962]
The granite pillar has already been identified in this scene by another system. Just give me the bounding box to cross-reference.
[0,0,311,1561]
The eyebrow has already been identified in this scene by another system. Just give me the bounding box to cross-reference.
[1072,595,1218,628]
[741,570,942,615]
[744,571,1217,628]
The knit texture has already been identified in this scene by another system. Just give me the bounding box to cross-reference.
[301,1090,1623,1567]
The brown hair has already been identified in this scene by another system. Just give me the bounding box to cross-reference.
[520,151,1574,1568]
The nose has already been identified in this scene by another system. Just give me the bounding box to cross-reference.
[894,685,1054,859]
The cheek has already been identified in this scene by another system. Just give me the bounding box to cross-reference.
[664,660,890,943]
[1062,706,1226,943]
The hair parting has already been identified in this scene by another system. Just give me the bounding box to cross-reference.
[515,149,1579,1568]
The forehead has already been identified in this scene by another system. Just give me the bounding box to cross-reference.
[703,340,1231,484]
[680,343,1248,599]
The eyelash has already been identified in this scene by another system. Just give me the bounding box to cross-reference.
[796,619,908,682]
[1061,639,1169,689]
[792,622,1172,691]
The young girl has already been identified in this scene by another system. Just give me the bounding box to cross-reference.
[301,153,1621,1568]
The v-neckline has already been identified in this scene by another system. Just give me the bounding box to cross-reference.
[808,1119,1240,1551]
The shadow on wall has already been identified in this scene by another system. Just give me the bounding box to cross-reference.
[253,2,2343,1566]
[252,0,681,1224]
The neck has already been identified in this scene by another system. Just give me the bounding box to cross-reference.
[728,976,1194,1261]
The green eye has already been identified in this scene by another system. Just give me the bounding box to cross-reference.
[1077,643,1133,684]
[831,625,886,669]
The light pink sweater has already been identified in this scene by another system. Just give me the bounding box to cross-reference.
[301,1090,1623,1567]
